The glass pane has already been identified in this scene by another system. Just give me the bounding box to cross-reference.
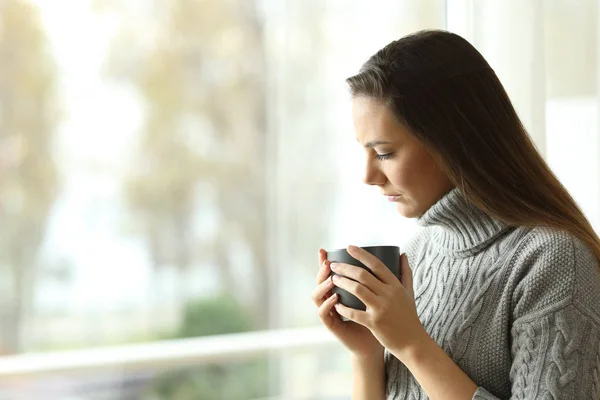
[0,0,445,398]
[543,0,599,229]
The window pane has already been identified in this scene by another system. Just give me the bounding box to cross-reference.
[0,0,444,398]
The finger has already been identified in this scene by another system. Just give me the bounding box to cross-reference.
[332,274,376,307]
[311,275,334,307]
[315,258,331,285]
[400,253,414,297]
[334,302,367,326]
[347,245,397,285]
[330,262,385,295]
[318,248,327,266]
[318,293,339,326]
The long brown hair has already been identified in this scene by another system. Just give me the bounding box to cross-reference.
[346,29,600,263]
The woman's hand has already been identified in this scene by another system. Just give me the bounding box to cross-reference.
[312,248,384,360]
[330,245,426,362]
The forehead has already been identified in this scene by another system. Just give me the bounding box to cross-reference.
[351,96,407,142]
[351,96,389,122]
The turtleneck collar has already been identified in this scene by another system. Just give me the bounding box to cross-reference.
[417,188,511,258]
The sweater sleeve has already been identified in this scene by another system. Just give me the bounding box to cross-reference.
[472,230,600,400]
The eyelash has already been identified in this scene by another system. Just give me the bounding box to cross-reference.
[376,153,394,161]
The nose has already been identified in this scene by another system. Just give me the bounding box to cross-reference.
[362,159,387,186]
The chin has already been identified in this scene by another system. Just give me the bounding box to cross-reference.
[395,202,420,218]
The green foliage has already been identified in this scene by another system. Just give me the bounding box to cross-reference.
[148,359,269,400]
[143,294,269,400]
[176,294,254,338]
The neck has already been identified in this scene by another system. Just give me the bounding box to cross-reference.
[417,188,510,257]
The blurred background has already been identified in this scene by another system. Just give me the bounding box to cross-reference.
[0,0,598,399]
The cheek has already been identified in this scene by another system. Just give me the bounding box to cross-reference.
[387,157,415,187]
[388,149,444,189]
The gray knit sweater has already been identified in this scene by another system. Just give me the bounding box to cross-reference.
[384,188,600,399]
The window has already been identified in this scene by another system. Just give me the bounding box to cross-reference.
[0,1,597,399]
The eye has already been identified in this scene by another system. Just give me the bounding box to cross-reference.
[375,153,394,161]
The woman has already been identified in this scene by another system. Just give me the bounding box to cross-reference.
[311,30,600,399]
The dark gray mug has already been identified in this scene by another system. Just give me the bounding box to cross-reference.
[327,245,400,321]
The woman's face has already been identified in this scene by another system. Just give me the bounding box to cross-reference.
[351,95,454,218]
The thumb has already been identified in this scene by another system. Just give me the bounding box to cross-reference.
[400,253,413,297]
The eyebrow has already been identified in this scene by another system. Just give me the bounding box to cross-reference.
[356,139,395,148]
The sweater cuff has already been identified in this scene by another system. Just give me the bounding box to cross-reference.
[472,387,499,399]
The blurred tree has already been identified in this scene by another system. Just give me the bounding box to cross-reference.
[103,0,270,327]
[0,0,60,353]
[143,294,268,400]
[176,293,253,337]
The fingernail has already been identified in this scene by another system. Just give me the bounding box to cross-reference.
[330,263,337,270]
[332,274,340,281]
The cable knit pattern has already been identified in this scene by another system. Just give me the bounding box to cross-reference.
[509,322,537,399]
[593,345,600,398]
[384,188,600,399]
